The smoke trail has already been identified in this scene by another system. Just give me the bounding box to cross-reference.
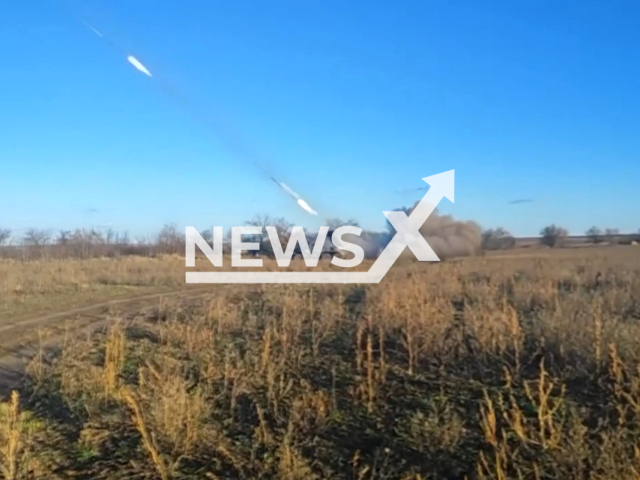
[81,20,103,37]
[78,19,273,177]
[55,8,320,217]
[270,178,318,215]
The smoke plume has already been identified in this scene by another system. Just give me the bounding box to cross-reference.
[412,207,482,260]
[345,201,481,261]
[398,202,482,260]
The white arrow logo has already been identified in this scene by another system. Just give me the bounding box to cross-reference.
[187,169,455,284]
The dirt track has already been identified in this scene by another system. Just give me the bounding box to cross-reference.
[0,286,215,396]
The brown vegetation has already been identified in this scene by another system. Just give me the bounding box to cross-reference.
[0,247,637,478]
[0,256,189,319]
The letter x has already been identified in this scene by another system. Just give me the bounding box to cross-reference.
[384,206,439,261]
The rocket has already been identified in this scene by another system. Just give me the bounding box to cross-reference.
[127,56,152,77]
[271,177,318,216]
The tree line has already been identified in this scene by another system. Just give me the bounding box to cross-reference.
[0,216,362,260]
[1,221,638,260]
[481,225,639,250]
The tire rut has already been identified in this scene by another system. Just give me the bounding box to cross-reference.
[0,286,215,396]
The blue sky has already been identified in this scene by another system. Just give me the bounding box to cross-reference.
[1,0,639,239]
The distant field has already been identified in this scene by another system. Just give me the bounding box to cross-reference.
[0,245,638,478]
[514,234,639,248]
[0,254,374,319]
[484,243,640,259]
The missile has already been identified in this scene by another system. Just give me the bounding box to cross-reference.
[271,177,318,215]
[127,55,152,77]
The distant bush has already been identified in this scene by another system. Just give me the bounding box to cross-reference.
[540,224,568,248]
[605,228,620,245]
[481,228,516,251]
[586,226,603,244]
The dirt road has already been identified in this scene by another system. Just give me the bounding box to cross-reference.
[0,286,215,396]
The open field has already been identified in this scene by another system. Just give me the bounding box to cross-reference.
[0,254,371,320]
[0,246,639,478]
[0,256,191,320]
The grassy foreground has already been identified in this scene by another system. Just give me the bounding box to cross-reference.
[0,256,190,320]
[3,247,640,479]
[0,254,371,320]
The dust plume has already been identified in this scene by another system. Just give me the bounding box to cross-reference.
[398,201,481,259]
[345,201,481,260]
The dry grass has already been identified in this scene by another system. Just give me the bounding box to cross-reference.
[0,254,371,319]
[0,256,189,319]
[3,246,640,478]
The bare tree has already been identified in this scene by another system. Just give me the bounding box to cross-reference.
[223,228,233,255]
[269,217,294,244]
[200,228,214,246]
[56,230,72,245]
[481,227,516,250]
[88,228,105,245]
[604,228,620,244]
[586,226,603,244]
[244,215,293,255]
[245,215,270,229]
[540,224,568,248]
[0,228,11,246]
[23,228,52,247]
[105,228,116,245]
[156,223,184,254]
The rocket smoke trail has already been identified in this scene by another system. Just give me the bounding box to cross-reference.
[75,17,319,217]
[270,177,318,215]
[81,21,102,37]
[43,2,485,262]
